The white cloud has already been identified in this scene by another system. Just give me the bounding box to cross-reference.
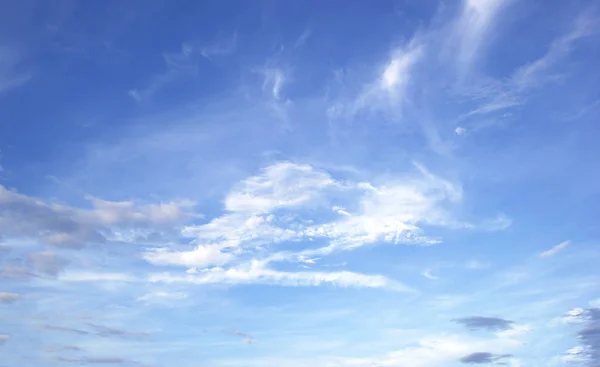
[453,0,510,70]
[421,269,439,280]
[261,68,286,101]
[141,161,506,292]
[540,240,571,258]
[58,271,136,282]
[455,127,467,135]
[224,162,336,213]
[512,15,595,90]
[0,334,10,343]
[136,291,188,304]
[149,266,409,291]
[466,260,489,269]
[144,245,233,268]
[351,41,423,116]
[380,45,423,93]
[462,13,596,118]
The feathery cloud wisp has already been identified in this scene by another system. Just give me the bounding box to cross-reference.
[540,240,571,258]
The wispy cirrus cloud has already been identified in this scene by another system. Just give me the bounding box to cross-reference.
[0,47,31,94]
[540,240,571,258]
[200,32,237,60]
[452,0,511,72]
[330,39,423,122]
[129,43,198,102]
[461,12,598,120]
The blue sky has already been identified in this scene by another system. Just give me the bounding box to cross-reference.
[1,0,600,366]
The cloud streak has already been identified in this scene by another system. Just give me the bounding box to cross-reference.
[454,316,515,332]
[459,352,513,364]
[540,240,571,258]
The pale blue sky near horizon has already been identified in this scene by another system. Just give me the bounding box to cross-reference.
[1,1,600,366]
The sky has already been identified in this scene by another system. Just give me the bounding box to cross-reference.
[1,0,600,366]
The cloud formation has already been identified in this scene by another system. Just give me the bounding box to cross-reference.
[454,317,515,332]
[0,185,195,248]
[540,240,571,258]
[563,307,600,366]
[56,356,135,365]
[0,291,20,304]
[43,323,150,340]
[459,352,513,364]
[141,161,499,290]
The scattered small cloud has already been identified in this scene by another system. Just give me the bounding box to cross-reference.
[421,269,439,280]
[0,334,9,344]
[226,329,257,344]
[455,127,467,135]
[466,260,489,270]
[454,316,515,332]
[459,352,513,364]
[540,240,571,258]
[136,291,188,305]
[0,291,20,304]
